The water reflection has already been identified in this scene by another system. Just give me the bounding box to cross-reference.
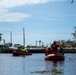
[22,56,26,75]
[45,61,64,75]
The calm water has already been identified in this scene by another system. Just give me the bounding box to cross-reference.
[0,53,76,75]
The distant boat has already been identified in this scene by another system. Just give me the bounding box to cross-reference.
[12,50,32,56]
[44,53,65,61]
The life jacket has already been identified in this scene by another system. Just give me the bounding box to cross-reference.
[51,44,59,53]
[21,48,26,52]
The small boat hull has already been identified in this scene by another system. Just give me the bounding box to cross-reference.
[44,54,65,61]
[12,50,32,56]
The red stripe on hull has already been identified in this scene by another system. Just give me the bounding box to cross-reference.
[44,54,65,61]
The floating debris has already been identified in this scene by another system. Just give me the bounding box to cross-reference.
[51,69,63,75]
[31,69,63,74]
[31,70,49,74]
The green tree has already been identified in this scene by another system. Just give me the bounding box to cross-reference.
[39,40,41,46]
[72,26,76,43]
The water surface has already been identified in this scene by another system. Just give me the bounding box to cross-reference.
[0,53,76,75]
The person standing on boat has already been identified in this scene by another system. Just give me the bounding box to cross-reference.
[21,47,26,52]
[58,41,64,55]
[50,41,60,54]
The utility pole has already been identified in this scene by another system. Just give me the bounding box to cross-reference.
[23,28,25,47]
[10,31,12,44]
[36,41,37,46]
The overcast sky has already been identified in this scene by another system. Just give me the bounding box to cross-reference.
[0,0,76,46]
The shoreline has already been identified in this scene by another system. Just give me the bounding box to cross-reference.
[0,48,76,53]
